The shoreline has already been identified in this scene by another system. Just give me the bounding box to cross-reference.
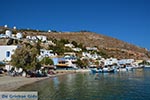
[0,69,90,91]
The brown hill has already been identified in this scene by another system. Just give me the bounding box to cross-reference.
[24,31,149,60]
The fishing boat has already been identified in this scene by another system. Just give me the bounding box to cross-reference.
[132,65,144,69]
[144,65,150,68]
[126,66,133,71]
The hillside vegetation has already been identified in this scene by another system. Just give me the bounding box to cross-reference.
[20,30,149,60]
[0,27,150,60]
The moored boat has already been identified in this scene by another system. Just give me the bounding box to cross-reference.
[126,66,133,71]
[132,65,144,69]
[144,65,150,68]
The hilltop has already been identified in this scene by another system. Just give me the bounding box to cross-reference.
[0,27,150,60]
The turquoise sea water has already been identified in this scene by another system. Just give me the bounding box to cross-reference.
[16,68,150,100]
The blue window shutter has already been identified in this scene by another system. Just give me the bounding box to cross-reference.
[6,51,10,57]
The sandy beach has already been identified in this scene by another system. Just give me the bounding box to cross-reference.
[0,75,49,91]
[0,69,90,91]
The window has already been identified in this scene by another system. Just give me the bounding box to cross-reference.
[6,51,10,57]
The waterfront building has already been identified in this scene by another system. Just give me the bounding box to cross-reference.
[64,52,76,56]
[56,55,77,69]
[118,59,134,65]
[103,58,118,66]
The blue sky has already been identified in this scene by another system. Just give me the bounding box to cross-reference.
[0,0,150,49]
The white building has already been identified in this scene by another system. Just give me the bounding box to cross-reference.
[26,36,38,42]
[47,40,56,46]
[0,34,7,38]
[13,26,16,30]
[16,32,23,39]
[26,36,32,40]
[37,35,47,42]
[103,58,118,66]
[48,30,51,32]
[64,55,77,62]
[118,59,134,65]
[4,25,8,28]
[82,52,101,60]
[40,49,57,57]
[64,43,74,48]
[86,47,98,51]
[5,30,12,37]
[26,35,47,42]
[72,48,82,52]
[0,45,18,61]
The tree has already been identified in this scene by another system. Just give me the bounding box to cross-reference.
[11,45,41,70]
[34,42,41,55]
[59,39,69,44]
[71,41,78,47]
[95,61,99,68]
[82,59,89,68]
[76,59,89,69]
[40,57,54,65]
[7,39,14,45]
[76,59,83,68]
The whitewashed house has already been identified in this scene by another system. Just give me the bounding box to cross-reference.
[103,58,118,66]
[26,36,38,42]
[86,47,98,51]
[40,49,57,57]
[37,35,47,42]
[64,43,74,48]
[47,40,56,46]
[118,59,134,65]
[16,32,23,39]
[72,47,82,52]
[5,30,12,37]
[0,45,18,61]
[26,36,37,40]
[48,30,51,32]
[0,34,7,38]
[26,36,32,40]
[64,55,77,62]
[13,26,16,30]
[4,25,8,28]
[26,35,47,42]
[82,52,101,60]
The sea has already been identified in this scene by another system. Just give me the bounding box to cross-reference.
[16,68,150,100]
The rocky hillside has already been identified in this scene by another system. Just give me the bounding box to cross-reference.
[0,27,150,60]
[23,31,149,60]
